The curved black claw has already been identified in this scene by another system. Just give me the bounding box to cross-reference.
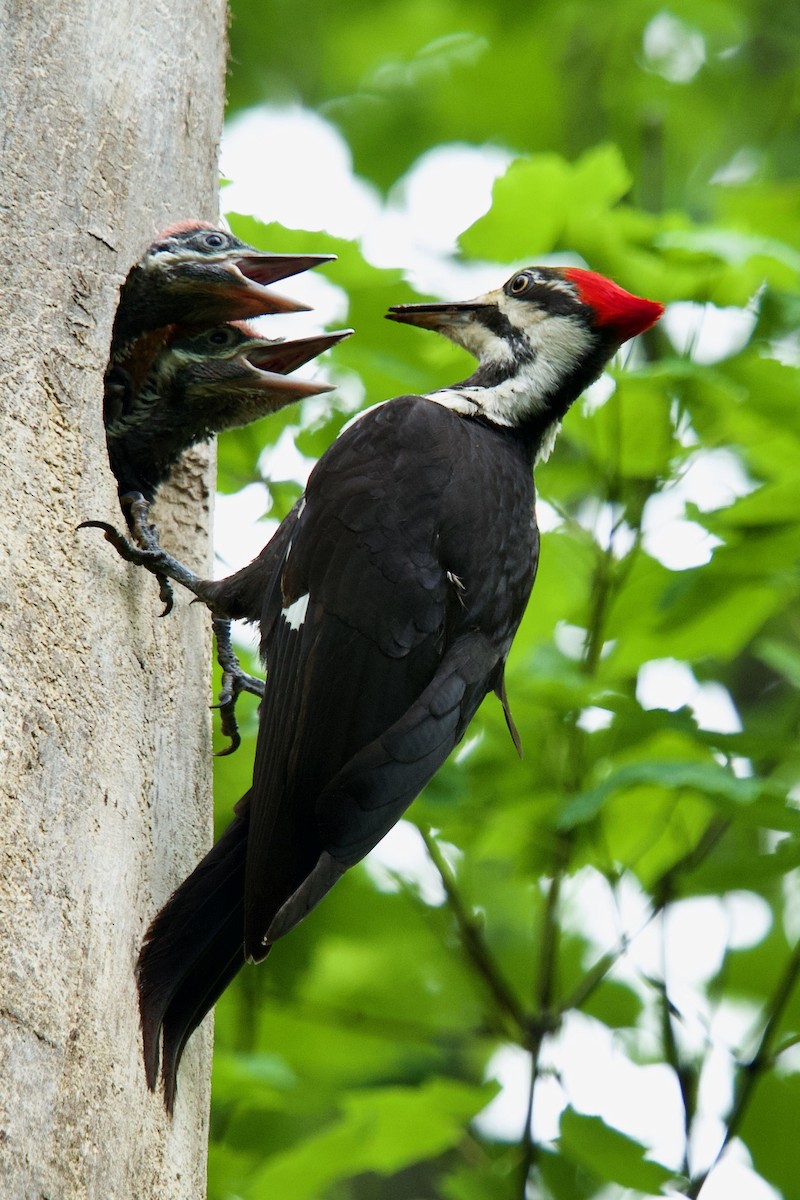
[211,614,265,757]
[78,519,176,614]
[78,518,203,611]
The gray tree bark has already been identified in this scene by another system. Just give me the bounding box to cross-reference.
[0,2,228,1196]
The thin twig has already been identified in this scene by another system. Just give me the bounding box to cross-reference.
[520,866,564,1191]
[420,828,529,1038]
[687,938,800,1197]
[657,920,694,1179]
[562,818,730,1016]
[653,818,731,914]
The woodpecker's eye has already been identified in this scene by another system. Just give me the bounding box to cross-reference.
[208,328,234,345]
[509,272,532,295]
[202,232,228,249]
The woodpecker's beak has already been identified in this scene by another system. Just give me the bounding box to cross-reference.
[235,253,336,287]
[218,251,335,317]
[221,344,336,401]
[221,262,313,316]
[238,369,336,399]
[385,301,493,330]
[244,329,353,375]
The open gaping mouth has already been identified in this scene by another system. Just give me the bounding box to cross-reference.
[222,328,353,398]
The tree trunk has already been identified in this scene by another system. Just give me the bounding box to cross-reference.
[0,2,228,1195]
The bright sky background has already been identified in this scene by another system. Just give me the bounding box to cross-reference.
[216,105,776,1199]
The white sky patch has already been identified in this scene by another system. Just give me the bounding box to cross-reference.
[534,497,562,533]
[642,489,722,569]
[247,270,351,347]
[696,1144,782,1200]
[690,681,743,733]
[366,142,512,258]
[576,706,614,732]
[642,11,707,84]
[575,497,637,558]
[258,425,317,490]
[364,820,448,905]
[662,301,757,364]
[562,868,660,982]
[221,106,382,238]
[676,447,756,511]
[642,446,755,568]
[722,891,773,949]
[555,1012,688,1168]
[665,898,730,985]
[554,621,589,661]
[213,482,276,577]
[645,513,721,569]
[581,372,616,414]
[637,658,742,733]
[476,1044,537,1141]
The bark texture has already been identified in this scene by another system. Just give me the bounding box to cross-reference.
[0,2,228,1195]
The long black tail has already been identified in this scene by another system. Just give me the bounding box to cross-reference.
[136,804,261,1111]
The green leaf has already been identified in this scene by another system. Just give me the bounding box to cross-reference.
[738,1072,800,1199]
[557,1107,676,1193]
[460,145,632,261]
[537,1145,602,1200]
[568,370,677,481]
[244,1078,496,1198]
[460,155,572,259]
[558,760,783,829]
[263,477,303,520]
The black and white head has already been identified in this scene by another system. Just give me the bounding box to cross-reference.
[118,220,335,333]
[387,266,664,456]
[134,321,352,436]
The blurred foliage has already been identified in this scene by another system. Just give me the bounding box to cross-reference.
[208,1,800,1196]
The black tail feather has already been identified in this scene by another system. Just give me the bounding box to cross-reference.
[159,927,250,1112]
[136,806,251,1107]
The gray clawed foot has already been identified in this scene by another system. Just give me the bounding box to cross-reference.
[79,513,263,752]
[211,614,265,757]
[78,510,203,616]
[121,492,174,615]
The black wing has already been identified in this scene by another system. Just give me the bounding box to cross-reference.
[241,396,538,960]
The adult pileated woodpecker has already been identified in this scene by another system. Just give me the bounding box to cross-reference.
[129,265,663,1109]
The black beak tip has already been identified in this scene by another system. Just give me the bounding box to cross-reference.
[385,305,432,324]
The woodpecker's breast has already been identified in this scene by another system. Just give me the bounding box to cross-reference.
[431,403,539,646]
[275,395,539,661]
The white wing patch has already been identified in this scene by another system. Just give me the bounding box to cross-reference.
[281,592,310,631]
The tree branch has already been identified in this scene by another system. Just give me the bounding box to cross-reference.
[520,864,564,1188]
[688,937,800,1197]
[657,922,695,1179]
[420,828,530,1039]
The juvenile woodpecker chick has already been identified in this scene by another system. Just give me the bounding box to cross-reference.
[107,219,332,406]
[94,219,340,619]
[107,322,352,504]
